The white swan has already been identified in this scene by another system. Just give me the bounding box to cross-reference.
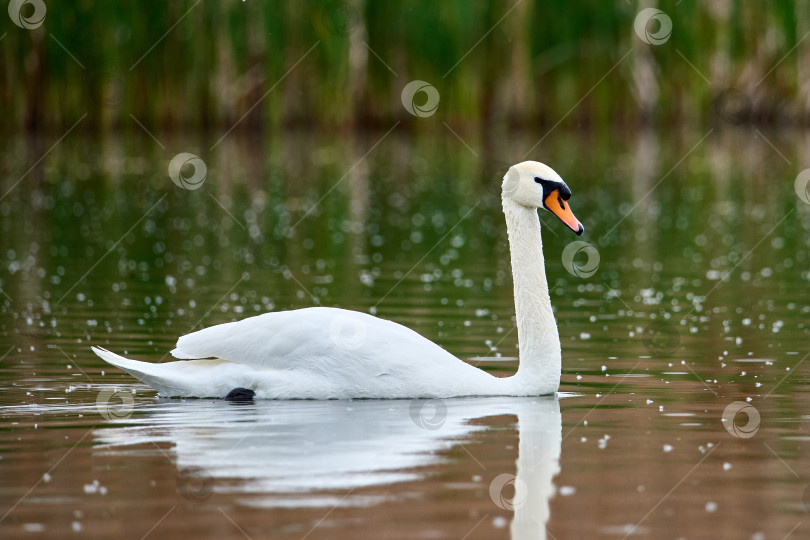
[91,161,583,399]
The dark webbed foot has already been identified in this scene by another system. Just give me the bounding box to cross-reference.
[224,387,256,401]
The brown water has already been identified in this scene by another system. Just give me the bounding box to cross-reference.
[1,128,809,539]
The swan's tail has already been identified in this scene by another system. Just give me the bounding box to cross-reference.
[91,346,174,394]
[91,346,232,397]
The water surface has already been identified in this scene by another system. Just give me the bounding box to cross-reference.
[1,128,809,538]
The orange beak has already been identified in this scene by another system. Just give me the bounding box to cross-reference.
[544,189,584,235]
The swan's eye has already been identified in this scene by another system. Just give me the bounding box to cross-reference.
[534,177,543,184]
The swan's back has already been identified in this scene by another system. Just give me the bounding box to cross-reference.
[174,307,447,369]
[155,307,495,398]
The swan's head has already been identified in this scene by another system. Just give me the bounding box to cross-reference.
[503,161,584,235]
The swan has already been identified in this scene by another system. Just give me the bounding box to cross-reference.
[91,161,583,399]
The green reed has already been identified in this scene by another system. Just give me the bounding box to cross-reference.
[1,0,806,132]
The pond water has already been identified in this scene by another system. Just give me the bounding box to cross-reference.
[1,127,809,538]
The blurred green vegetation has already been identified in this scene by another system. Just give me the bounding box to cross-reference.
[2,0,809,132]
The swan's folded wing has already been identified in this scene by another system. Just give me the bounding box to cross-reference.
[170,306,457,372]
[170,348,207,359]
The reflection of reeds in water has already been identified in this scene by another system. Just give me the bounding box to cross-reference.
[1,127,806,363]
[2,1,810,131]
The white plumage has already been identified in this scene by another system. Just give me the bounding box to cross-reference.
[91,161,584,399]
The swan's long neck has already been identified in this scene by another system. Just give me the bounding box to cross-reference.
[502,198,561,394]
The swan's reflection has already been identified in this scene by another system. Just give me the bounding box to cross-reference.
[94,396,562,539]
